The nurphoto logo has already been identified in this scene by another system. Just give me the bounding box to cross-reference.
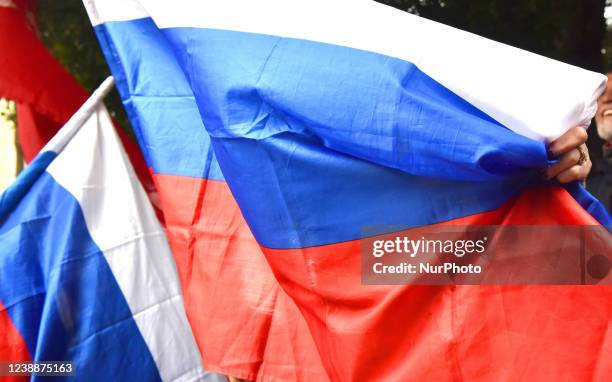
[361,225,612,285]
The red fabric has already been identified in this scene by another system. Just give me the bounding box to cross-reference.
[153,174,329,382]
[0,301,30,381]
[15,104,56,161]
[263,187,612,381]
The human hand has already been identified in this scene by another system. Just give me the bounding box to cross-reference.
[545,126,591,183]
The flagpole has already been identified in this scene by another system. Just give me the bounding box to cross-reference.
[41,76,115,154]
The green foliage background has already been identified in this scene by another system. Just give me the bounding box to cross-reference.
[37,0,129,131]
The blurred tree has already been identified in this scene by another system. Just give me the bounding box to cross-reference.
[603,4,612,69]
[36,0,130,131]
[381,0,607,71]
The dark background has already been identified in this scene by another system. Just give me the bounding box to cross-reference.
[36,0,612,157]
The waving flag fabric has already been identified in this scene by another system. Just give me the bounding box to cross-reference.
[85,0,612,381]
[85,5,328,381]
[0,78,218,381]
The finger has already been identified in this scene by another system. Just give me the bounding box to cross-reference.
[555,160,592,183]
[545,148,581,180]
[548,126,588,157]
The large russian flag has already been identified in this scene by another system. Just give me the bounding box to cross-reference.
[0,78,220,381]
[84,3,328,381]
[85,0,612,380]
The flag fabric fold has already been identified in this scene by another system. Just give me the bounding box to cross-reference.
[0,78,221,382]
[85,1,612,381]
